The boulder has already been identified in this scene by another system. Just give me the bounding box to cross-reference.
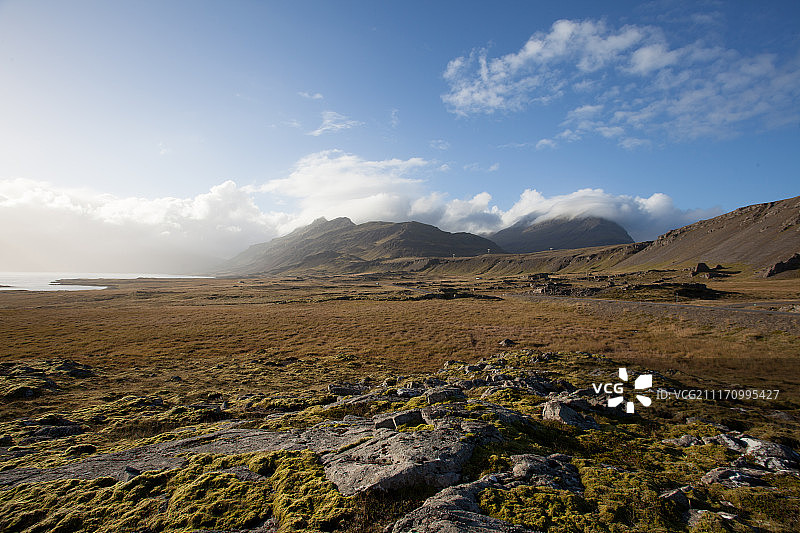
[702,433,747,453]
[741,438,800,471]
[324,418,499,496]
[509,453,583,492]
[53,360,95,378]
[393,387,424,399]
[659,488,690,512]
[691,262,712,276]
[32,425,84,439]
[763,253,800,277]
[663,434,702,447]
[541,401,598,430]
[124,466,141,481]
[328,382,369,396]
[374,409,425,430]
[700,468,766,487]
[425,386,467,405]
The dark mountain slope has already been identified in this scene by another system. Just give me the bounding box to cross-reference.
[490,216,634,253]
[615,195,800,272]
[218,217,503,276]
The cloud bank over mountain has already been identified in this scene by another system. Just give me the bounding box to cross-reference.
[0,150,719,272]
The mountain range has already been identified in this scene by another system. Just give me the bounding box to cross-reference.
[490,216,633,253]
[219,217,501,276]
[217,196,800,277]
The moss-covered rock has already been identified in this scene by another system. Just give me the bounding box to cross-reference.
[479,485,591,532]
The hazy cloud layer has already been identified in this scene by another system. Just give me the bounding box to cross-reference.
[308,111,363,136]
[0,151,718,272]
[443,18,800,146]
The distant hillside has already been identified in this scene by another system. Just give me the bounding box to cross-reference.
[394,242,649,277]
[490,216,634,253]
[615,195,800,272]
[218,196,799,277]
[218,217,504,276]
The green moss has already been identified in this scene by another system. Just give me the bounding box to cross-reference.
[262,401,391,431]
[399,395,429,410]
[396,423,434,432]
[252,394,337,412]
[166,470,269,530]
[250,450,354,532]
[479,485,591,533]
[0,450,353,533]
[577,460,680,531]
[482,388,546,417]
[701,474,800,532]
[688,511,739,532]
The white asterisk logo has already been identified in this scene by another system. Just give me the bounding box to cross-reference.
[608,368,653,413]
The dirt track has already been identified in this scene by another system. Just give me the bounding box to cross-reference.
[514,295,800,336]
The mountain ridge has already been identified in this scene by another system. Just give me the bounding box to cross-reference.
[615,195,800,272]
[218,217,504,276]
[489,216,634,253]
[217,196,799,277]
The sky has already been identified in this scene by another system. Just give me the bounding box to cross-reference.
[1,0,798,273]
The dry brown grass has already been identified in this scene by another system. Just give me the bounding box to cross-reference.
[0,274,798,421]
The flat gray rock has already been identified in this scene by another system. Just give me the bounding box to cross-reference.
[386,479,538,533]
[324,418,500,496]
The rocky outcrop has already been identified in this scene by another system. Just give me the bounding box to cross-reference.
[325,418,500,496]
[387,453,582,532]
[700,468,767,488]
[386,480,536,533]
[0,359,94,401]
[763,252,800,277]
[5,352,799,533]
[0,407,505,496]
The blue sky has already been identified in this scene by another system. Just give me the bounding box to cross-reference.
[1,0,798,272]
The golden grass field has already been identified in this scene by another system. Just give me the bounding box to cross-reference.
[0,270,797,421]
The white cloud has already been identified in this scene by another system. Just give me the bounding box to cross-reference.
[619,137,651,150]
[596,126,624,138]
[443,17,800,142]
[535,139,557,150]
[497,188,717,241]
[629,43,680,74]
[463,162,499,172]
[299,91,324,100]
[430,139,450,150]
[390,108,400,128]
[0,178,287,273]
[308,111,363,136]
[0,152,718,272]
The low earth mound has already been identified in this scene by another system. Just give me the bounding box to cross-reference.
[1,353,798,532]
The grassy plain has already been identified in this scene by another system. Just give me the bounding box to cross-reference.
[0,271,798,419]
[0,270,798,532]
